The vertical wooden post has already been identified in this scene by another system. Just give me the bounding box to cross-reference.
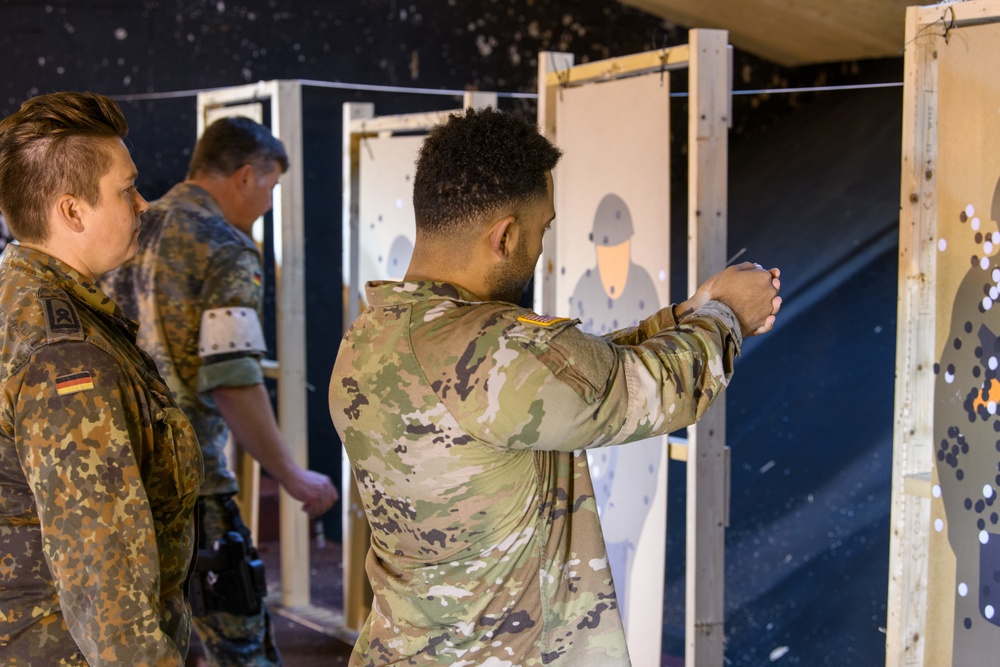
[272,80,311,607]
[341,101,375,631]
[885,6,938,666]
[535,50,573,315]
[686,29,730,667]
[342,103,374,339]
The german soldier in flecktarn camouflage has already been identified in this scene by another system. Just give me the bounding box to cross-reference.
[0,92,203,665]
[329,108,783,666]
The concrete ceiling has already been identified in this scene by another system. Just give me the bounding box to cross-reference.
[620,0,940,66]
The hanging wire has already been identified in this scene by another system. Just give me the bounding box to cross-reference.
[900,4,957,52]
[109,76,904,104]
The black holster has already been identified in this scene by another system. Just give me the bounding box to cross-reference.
[188,495,268,617]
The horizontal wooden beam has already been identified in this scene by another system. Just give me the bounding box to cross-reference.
[349,110,455,135]
[544,45,690,88]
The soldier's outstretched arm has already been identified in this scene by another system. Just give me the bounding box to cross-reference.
[13,343,188,666]
[605,264,780,348]
[441,299,743,453]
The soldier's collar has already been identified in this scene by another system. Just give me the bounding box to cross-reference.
[170,182,226,218]
[3,244,128,323]
[365,280,481,306]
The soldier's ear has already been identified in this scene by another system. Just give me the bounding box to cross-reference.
[487,215,517,259]
[233,164,255,191]
[53,193,86,234]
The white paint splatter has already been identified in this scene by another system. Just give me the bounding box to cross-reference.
[938,238,947,252]
[984,485,994,499]
[959,582,969,597]
[934,518,944,532]
[980,530,990,544]
[114,27,128,40]
[769,645,790,661]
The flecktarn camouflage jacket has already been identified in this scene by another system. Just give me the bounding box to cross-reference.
[0,244,203,666]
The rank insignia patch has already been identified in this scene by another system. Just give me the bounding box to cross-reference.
[55,371,94,396]
[517,314,572,327]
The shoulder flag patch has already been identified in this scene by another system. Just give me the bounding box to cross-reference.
[252,271,262,287]
[517,314,572,327]
[55,371,94,396]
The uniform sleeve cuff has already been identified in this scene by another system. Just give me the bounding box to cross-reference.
[697,300,744,354]
[197,357,264,392]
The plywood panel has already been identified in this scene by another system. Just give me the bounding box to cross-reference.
[930,18,1000,664]
[553,71,671,665]
[358,135,421,288]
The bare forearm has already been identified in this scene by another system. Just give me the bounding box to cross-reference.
[211,383,338,515]
[212,383,298,484]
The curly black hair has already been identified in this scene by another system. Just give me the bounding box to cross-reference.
[412,107,561,234]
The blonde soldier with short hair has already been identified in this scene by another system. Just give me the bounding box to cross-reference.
[0,92,204,665]
[330,108,782,666]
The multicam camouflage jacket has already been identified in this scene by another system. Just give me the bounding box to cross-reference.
[101,183,266,497]
[329,280,742,667]
[0,244,204,666]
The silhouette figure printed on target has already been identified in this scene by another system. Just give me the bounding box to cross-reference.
[934,174,1000,664]
[384,234,414,281]
[569,193,662,628]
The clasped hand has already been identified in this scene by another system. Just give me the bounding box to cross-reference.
[688,262,782,336]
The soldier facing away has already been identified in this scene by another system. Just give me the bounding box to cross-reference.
[0,92,204,664]
[100,115,338,667]
[329,107,782,666]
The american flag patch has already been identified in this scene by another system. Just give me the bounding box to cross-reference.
[517,314,572,327]
[55,371,94,396]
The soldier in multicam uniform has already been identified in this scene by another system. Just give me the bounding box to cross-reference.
[0,92,204,665]
[101,116,338,666]
[329,108,782,666]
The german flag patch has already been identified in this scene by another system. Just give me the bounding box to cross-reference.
[517,314,572,327]
[55,371,94,396]
[252,271,262,287]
